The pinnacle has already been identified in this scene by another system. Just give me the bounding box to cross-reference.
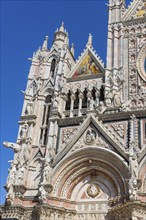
[59,21,65,32]
[42,35,49,51]
[86,33,93,48]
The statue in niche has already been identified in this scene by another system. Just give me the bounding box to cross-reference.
[55,74,62,92]
[42,161,52,184]
[85,129,96,144]
[20,123,28,142]
[52,92,59,110]
[25,100,34,115]
[128,141,141,200]
[129,142,139,179]
[41,152,53,184]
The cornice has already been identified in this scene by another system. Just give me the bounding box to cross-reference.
[122,16,146,26]
[99,109,146,122]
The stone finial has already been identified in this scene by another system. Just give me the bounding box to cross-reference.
[42,36,48,51]
[59,22,65,32]
[86,33,93,48]
[71,43,75,56]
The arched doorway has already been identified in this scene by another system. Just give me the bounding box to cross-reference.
[51,147,130,219]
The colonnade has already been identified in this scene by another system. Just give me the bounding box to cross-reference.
[63,86,104,118]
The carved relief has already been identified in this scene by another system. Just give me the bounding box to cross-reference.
[71,126,109,153]
[105,121,128,147]
[84,129,96,145]
[137,43,146,82]
[61,127,78,146]
[87,184,100,198]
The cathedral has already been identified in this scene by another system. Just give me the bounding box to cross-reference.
[1,0,146,219]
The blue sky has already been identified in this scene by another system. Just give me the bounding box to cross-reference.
[1,0,131,204]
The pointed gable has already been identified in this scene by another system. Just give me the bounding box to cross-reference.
[123,0,145,21]
[67,47,104,79]
[72,54,100,78]
[135,2,146,18]
[53,115,128,166]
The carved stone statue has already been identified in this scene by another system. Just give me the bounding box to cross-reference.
[55,74,62,92]
[20,143,30,166]
[97,101,106,113]
[43,162,52,184]
[105,97,112,107]
[129,142,139,179]
[20,123,28,141]
[3,141,29,167]
[6,163,17,188]
[113,93,122,107]
[85,129,96,144]
[39,185,47,203]
[25,101,34,115]
[128,140,141,200]
[52,92,59,110]
[3,142,21,166]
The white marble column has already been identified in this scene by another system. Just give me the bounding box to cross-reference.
[70,93,75,117]
[95,89,100,107]
[78,91,83,116]
[87,91,93,110]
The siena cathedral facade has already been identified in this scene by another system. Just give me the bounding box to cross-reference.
[1,0,146,219]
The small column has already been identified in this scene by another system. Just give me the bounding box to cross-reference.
[106,24,113,70]
[87,91,93,110]
[113,24,119,69]
[70,93,75,117]
[52,120,59,152]
[78,91,83,116]
[95,89,100,107]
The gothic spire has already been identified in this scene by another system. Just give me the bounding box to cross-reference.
[86,33,93,48]
[42,36,49,51]
[59,22,65,32]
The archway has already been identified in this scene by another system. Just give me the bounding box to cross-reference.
[51,147,130,219]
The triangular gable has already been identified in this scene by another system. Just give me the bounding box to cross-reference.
[123,0,145,21]
[66,47,104,79]
[135,3,146,18]
[53,115,128,166]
